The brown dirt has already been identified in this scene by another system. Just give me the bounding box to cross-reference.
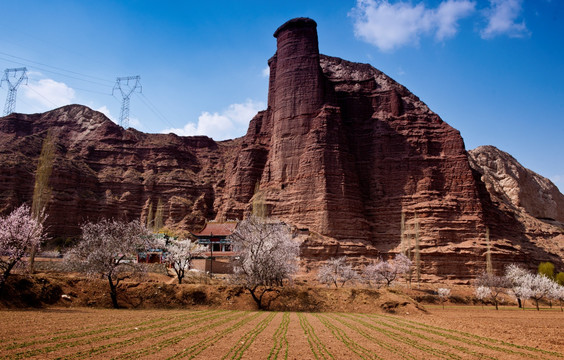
[0,307,562,359]
[0,273,424,314]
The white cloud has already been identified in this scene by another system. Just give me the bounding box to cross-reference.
[95,106,142,130]
[262,66,270,78]
[161,99,265,141]
[350,0,476,51]
[23,78,75,109]
[436,0,476,40]
[96,105,114,121]
[481,0,529,39]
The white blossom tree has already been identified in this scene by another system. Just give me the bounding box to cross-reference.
[0,204,46,292]
[229,216,299,310]
[163,239,206,284]
[549,285,564,312]
[522,273,558,311]
[318,256,358,288]
[64,219,154,308]
[364,253,411,287]
[437,288,451,309]
[475,285,491,309]
[504,263,530,309]
[475,273,509,310]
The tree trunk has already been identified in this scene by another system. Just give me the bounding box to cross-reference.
[177,268,184,284]
[248,286,264,310]
[517,298,522,308]
[535,299,540,311]
[29,245,37,274]
[495,300,499,310]
[0,261,17,293]
[108,275,119,309]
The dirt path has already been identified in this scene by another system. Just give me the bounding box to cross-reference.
[0,307,561,359]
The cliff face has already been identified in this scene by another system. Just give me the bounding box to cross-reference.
[0,105,237,236]
[468,146,564,268]
[218,18,491,278]
[0,18,562,280]
[469,146,564,223]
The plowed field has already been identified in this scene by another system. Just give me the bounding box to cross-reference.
[0,307,562,359]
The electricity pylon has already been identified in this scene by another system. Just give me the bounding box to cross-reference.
[1,67,28,116]
[112,75,141,128]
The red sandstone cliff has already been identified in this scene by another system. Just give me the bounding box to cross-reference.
[0,18,562,280]
[0,105,238,237]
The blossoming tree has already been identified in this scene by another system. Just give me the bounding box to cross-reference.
[64,219,154,308]
[229,216,299,310]
[0,204,46,291]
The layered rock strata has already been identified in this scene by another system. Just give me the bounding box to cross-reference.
[0,18,562,279]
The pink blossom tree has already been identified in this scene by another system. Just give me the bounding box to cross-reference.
[364,253,412,287]
[318,257,358,288]
[163,239,206,284]
[229,216,299,310]
[0,204,46,292]
[64,219,154,308]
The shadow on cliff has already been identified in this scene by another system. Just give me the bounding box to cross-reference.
[471,166,564,271]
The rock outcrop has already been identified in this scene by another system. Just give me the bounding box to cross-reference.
[469,146,564,223]
[0,18,562,280]
[0,105,237,237]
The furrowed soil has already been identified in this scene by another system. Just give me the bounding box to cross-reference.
[0,307,562,359]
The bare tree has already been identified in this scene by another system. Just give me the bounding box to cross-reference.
[475,272,509,310]
[154,198,164,231]
[229,216,299,310]
[0,205,46,292]
[29,131,55,273]
[163,239,206,284]
[364,253,411,287]
[318,257,358,288]
[64,219,154,308]
[485,227,492,274]
[146,201,154,230]
[414,212,421,286]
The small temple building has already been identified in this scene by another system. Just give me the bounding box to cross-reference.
[191,221,238,252]
[191,221,238,274]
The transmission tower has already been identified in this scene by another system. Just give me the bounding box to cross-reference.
[1,67,28,116]
[112,75,141,128]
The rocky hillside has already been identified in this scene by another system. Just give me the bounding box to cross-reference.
[0,18,562,280]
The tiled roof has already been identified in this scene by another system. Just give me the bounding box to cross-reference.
[192,222,237,237]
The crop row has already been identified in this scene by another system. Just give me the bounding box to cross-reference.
[0,310,561,359]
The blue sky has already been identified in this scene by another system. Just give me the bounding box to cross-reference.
[0,0,562,191]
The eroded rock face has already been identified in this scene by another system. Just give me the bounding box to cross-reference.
[469,146,564,223]
[0,17,562,279]
[0,105,237,236]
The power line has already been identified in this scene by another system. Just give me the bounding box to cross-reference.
[24,83,60,108]
[0,52,180,131]
[137,92,176,129]
[0,51,113,85]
